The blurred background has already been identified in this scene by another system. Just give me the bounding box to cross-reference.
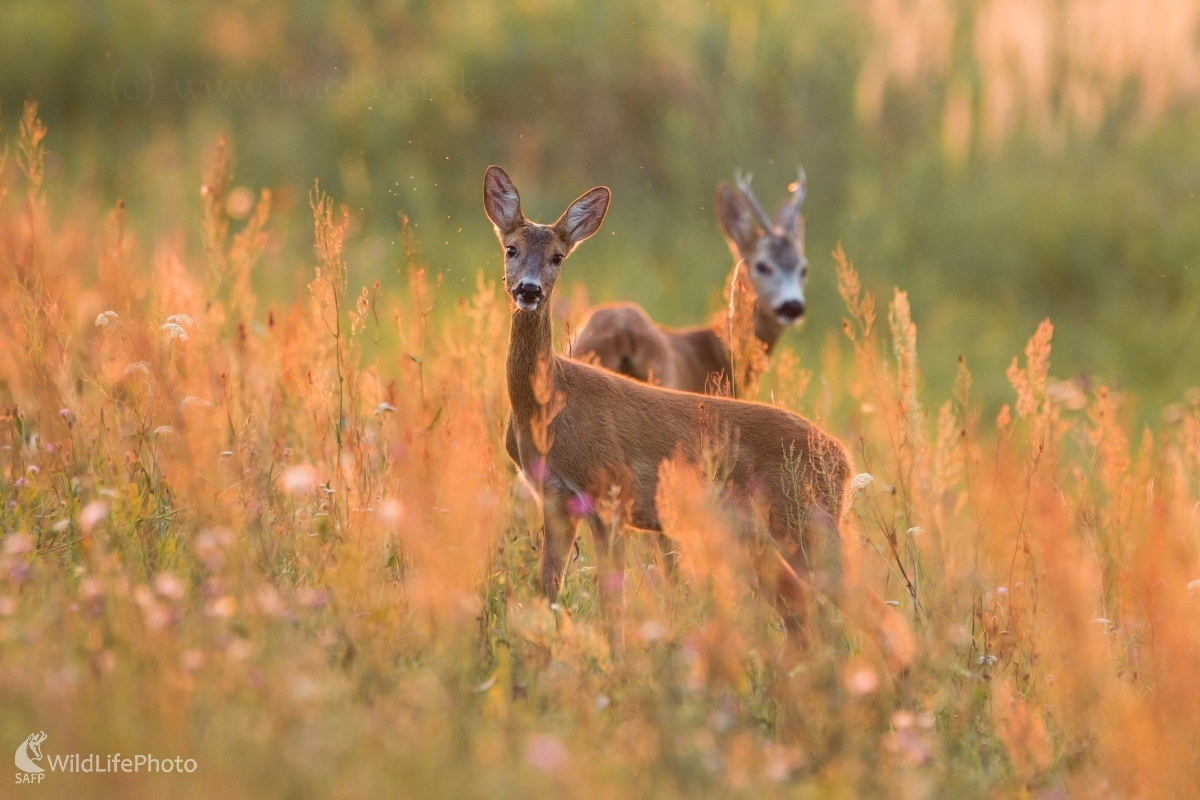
[1,0,1197,414]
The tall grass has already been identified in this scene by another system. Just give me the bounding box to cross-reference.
[1,104,1199,798]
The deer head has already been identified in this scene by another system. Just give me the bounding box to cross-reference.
[717,168,809,326]
[483,165,610,312]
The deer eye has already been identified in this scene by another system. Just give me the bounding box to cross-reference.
[505,246,517,259]
[550,254,564,266]
[754,261,771,276]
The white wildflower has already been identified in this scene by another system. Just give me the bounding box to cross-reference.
[154,572,186,600]
[166,314,194,328]
[377,498,404,527]
[850,472,874,494]
[524,734,569,774]
[374,402,398,415]
[161,322,189,342]
[639,619,665,642]
[152,425,174,437]
[280,464,319,495]
[94,311,119,329]
[80,501,109,535]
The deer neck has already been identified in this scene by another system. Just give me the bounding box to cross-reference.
[711,262,788,356]
[507,304,560,423]
[753,304,786,355]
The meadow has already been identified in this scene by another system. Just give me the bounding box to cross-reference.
[2,1,1200,798]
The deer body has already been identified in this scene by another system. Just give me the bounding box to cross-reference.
[486,166,849,638]
[570,301,790,394]
[571,171,808,396]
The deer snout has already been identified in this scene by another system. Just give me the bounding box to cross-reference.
[512,281,544,310]
[775,298,806,323]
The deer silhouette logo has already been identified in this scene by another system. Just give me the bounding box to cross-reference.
[15,732,47,774]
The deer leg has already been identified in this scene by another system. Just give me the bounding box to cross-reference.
[586,512,627,648]
[793,505,843,605]
[768,504,844,648]
[758,546,814,647]
[655,532,679,577]
[538,486,580,601]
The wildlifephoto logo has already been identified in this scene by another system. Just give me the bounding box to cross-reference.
[14,732,46,781]
[14,732,197,785]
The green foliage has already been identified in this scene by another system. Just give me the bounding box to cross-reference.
[3,0,1196,413]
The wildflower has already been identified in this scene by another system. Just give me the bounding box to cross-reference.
[3,533,34,555]
[1188,578,1200,594]
[885,729,933,766]
[181,396,213,408]
[166,313,194,328]
[152,425,174,437]
[762,744,803,783]
[374,402,397,414]
[78,577,104,602]
[154,572,186,601]
[226,638,254,661]
[180,649,206,671]
[194,528,234,571]
[842,661,879,696]
[296,588,329,609]
[850,472,874,494]
[205,596,237,618]
[281,464,319,495]
[524,734,569,774]
[255,585,286,617]
[94,310,119,328]
[80,501,109,535]
[639,619,666,642]
[161,322,189,342]
[377,498,404,527]
[123,361,151,378]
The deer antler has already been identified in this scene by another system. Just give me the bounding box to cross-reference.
[773,166,807,235]
[734,170,774,232]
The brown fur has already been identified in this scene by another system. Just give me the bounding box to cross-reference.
[570,301,786,395]
[485,166,849,639]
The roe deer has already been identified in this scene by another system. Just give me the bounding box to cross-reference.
[485,166,849,641]
[569,170,808,397]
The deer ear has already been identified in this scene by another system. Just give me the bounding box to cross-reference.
[716,183,759,257]
[556,186,610,249]
[483,166,523,234]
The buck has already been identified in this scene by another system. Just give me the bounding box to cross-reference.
[570,170,808,396]
[485,166,850,640]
